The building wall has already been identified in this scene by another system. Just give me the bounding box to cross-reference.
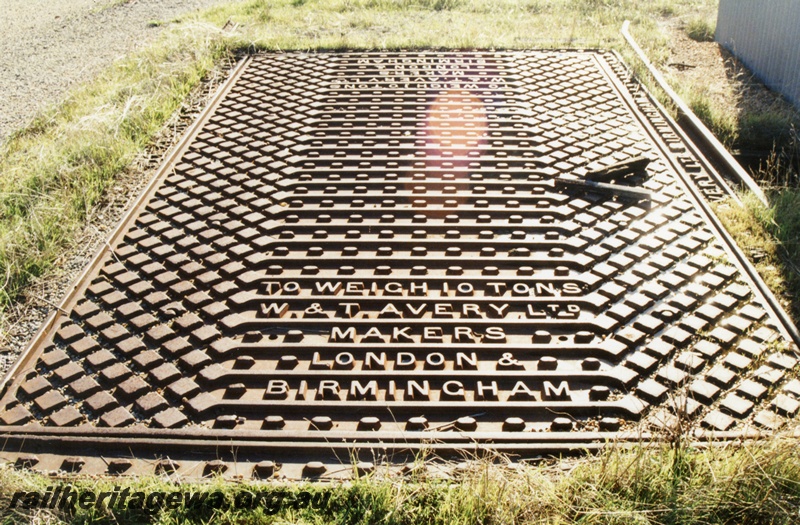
[716,0,800,109]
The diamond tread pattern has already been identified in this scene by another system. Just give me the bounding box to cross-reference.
[0,51,797,479]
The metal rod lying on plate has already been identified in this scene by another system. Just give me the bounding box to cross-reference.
[586,155,651,182]
[555,176,653,206]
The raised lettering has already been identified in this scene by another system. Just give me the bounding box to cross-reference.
[454,326,475,343]
[406,303,427,317]
[477,380,498,400]
[364,352,386,370]
[543,381,571,400]
[487,303,509,318]
[442,380,465,399]
[334,352,354,369]
[392,327,413,342]
[330,327,355,342]
[260,303,288,318]
[396,352,416,368]
[485,326,506,341]
[350,380,378,400]
[339,302,361,318]
[456,352,477,369]
[264,380,288,399]
[406,380,430,400]
[317,380,340,400]
[509,381,536,399]
[423,327,443,342]
[434,303,453,317]
[315,282,342,294]
[345,282,364,295]
[462,304,482,318]
[426,352,445,368]
[311,352,330,369]
[379,303,402,318]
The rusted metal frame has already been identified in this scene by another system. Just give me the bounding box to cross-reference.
[3,52,796,470]
[0,427,766,451]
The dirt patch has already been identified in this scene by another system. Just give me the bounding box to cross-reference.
[662,22,800,152]
[663,28,736,109]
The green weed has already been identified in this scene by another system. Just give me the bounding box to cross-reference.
[241,0,274,22]
[681,87,739,147]
[686,17,715,42]
[0,4,797,525]
[739,111,796,151]
[0,23,230,318]
[714,188,800,325]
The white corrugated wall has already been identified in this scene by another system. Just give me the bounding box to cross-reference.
[716,0,800,109]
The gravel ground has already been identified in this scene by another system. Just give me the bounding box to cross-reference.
[0,0,235,143]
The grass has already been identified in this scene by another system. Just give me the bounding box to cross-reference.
[685,17,715,42]
[0,20,232,316]
[686,69,800,154]
[2,435,800,524]
[713,193,800,322]
[671,10,800,156]
[739,112,799,152]
[675,72,800,317]
[683,87,740,148]
[712,125,800,325]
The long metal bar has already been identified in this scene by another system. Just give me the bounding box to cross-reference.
[621,20,768,206]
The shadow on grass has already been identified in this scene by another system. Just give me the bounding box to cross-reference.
[718,46,800,154]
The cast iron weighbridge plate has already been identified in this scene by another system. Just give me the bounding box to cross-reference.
[1,51,799,479]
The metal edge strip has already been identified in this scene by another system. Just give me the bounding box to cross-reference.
[0,428,766,450]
